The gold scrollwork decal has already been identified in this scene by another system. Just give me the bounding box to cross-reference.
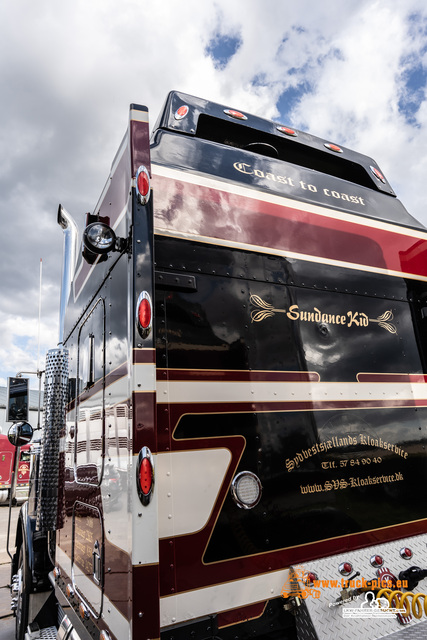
[250,295,397,334]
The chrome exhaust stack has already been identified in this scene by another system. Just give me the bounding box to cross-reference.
[57,205,78,346]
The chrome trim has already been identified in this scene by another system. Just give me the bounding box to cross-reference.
[230,470,262,509]
[57,205,79,345]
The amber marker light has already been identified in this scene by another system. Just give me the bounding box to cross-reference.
[79,603,89,620]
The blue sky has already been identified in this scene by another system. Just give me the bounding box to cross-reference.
[1,0,427,390]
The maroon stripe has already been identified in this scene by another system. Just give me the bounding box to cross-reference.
[133,391,157,453]
[132,564,160,640]
[133,348,156,364]
[153,174,427,279]
[157,369,319,382]
[161,400,425,441]
[358,373,427,383]
[130,118,151,178]
[159,434,246,597]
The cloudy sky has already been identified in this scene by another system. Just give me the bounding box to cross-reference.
[2,0,427,389]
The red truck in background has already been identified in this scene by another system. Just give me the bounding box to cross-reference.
[0,434,31,504]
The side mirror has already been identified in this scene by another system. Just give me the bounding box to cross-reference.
[8,421,33,447]
[7,377,29,422]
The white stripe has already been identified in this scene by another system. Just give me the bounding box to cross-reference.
[133,362,156,392]
[160,568,289,627]
[157,449,231,538]
[132,453,159,564]
[152,163,427,241]
[156,380,427,405]
[130,108,149,124]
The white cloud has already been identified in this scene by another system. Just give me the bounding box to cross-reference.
[287,1,427,222]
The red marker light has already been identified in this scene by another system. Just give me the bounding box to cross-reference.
[136,291,152,339]
[339,561,353,576]
[304,571,318,585]
[224,109,248,120]
[324,142,343,153]
[370,166,386,183]
[175,105,189,120]
[370,554,384,568]
[136,165,150,205]
[138,297,151,330]
[137,447,154,506]
[277,125,297,137]
[139,457,152,495]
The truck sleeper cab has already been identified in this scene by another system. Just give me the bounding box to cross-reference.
[11,91,427,640]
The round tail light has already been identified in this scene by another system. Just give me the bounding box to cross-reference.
[136,291,152,339]
[136,165,151,205]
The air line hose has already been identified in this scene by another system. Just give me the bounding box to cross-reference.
[377,588,427,619]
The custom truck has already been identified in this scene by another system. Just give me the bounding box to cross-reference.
[9,91,427,640]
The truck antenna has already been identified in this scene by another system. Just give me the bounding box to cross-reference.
[37,258,42,372]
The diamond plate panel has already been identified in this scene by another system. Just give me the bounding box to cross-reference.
[388,621,427,639]
[289,533,427,640]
